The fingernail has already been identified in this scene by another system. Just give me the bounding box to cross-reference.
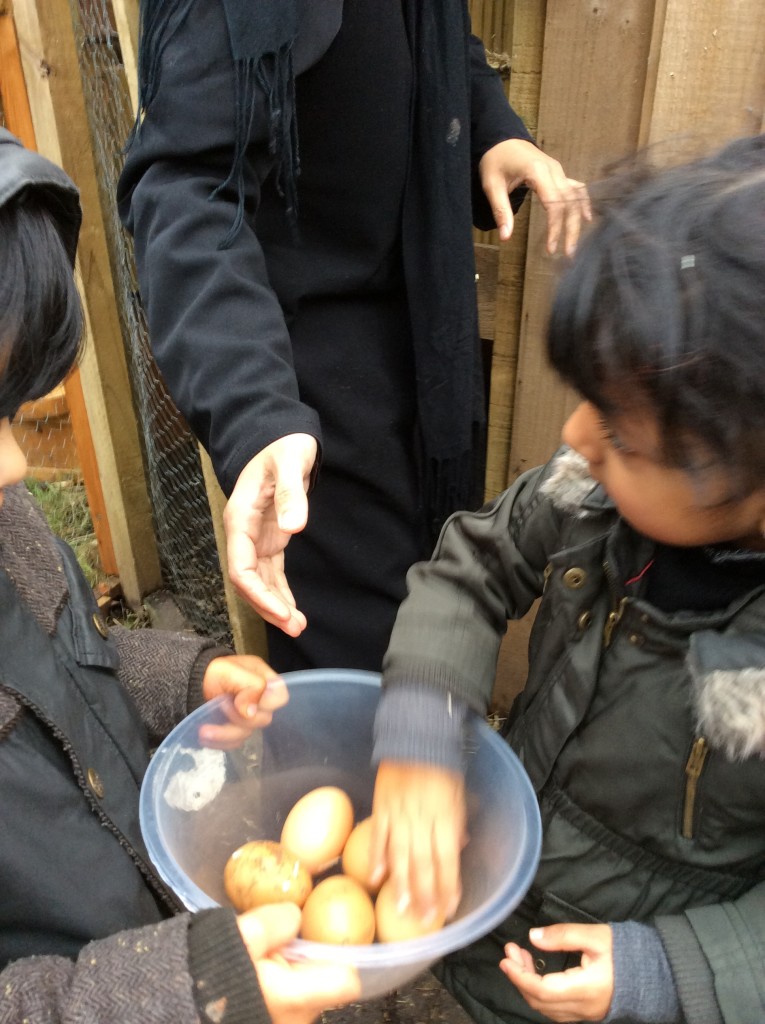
[396,892,410,914]
[246,704,259,718]
[529,928,543,941]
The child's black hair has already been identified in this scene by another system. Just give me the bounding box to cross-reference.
[548,134,765,495]
[0,194,83,420]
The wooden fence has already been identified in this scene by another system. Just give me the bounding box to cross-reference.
[3,0,764,690]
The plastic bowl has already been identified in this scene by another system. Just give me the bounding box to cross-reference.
[140,669,541,999]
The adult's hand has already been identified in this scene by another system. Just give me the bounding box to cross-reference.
[224,433,318,634]
[479,137,591,256]
[237,903,361,1024]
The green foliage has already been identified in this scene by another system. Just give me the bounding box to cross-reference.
[26,478,103,590]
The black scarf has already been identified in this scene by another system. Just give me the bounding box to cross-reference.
[401,0,487,529]
[136,0,485,531]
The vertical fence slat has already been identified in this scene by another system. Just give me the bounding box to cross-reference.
[483,1,546,500]
[506,0,658,482]
[643,0,765,147]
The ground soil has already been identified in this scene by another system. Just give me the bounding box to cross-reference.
[322,972,474,1024]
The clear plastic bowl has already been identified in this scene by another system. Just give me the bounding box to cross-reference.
[140,669,541,999]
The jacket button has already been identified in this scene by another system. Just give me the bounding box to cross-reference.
[562,567,587,589]
[87,767,105,799]
[577,611,592,631]
[628,632,644,646]
[92,612,109,638]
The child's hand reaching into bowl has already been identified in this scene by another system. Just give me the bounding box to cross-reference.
[200,655,288,748]
[369,760,467,926]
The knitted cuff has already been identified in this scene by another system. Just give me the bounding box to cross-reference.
[187,908,271,1024]
[605,922,681,1023]
[372,684,468,770]
[655,913,722,1024]
[187,646,233,714]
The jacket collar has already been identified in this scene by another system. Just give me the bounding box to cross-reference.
[540,447,614,517]
[689,631,765,761]
[0,484,67,636]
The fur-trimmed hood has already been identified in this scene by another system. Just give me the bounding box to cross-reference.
[689,632,765,761]
[539,445,603,516]
[542,447,765,762]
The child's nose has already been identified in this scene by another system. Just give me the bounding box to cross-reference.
[561,402,604,464]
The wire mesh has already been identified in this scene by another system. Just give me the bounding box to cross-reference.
[67,0,231,641]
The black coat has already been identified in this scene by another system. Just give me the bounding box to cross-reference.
[118,0,530,497]
[118,0,532,670]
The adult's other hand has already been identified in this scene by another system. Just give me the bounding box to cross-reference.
[480,138,591,256]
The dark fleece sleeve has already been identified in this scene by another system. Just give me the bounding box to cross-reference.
[117,0,321,496]
[468,34,534,231]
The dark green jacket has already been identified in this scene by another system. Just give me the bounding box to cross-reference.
[383,448,765,1024]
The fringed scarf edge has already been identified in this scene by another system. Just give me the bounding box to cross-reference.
[131,0,299,248]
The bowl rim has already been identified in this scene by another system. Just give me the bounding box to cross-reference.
[140,669,542,967]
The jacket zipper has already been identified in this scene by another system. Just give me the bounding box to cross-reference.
[682,737,709,839]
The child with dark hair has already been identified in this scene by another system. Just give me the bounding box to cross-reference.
[370,134,765,1024]
[0,129,359,1024]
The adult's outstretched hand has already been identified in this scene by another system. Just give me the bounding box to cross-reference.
[224,433,318,635]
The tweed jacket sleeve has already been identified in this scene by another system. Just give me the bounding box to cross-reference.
[0,916,200,1024]
[110,622,229,746]
[0,912,272,1024]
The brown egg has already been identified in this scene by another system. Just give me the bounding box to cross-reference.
[281,786,354,874]
[374,877,447,943]
[300,874,376,945]
[223,840,312,912]
[341,816,386,894]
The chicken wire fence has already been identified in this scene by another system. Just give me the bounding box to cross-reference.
[62,0,231,641]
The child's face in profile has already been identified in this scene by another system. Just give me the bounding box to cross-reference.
[0,417,28,506]
[562,401,765,551]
